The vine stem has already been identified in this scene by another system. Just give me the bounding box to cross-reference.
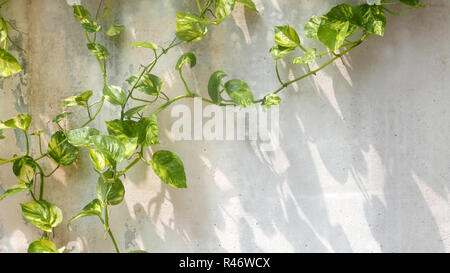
[36,163,45,200]
[255,34,370,102]
[120,38,182,120]
[104,205,120,253]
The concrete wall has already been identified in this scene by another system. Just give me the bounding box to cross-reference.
[0,0,449,253]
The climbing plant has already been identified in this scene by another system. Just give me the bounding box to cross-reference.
[0,0,424,253]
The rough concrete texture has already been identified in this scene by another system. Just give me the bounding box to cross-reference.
[0,0,449,253]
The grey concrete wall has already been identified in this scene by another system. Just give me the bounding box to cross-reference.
[0,0,449,252]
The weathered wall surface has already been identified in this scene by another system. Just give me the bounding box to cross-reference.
[0,0,449,252]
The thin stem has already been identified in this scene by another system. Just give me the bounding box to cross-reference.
[24,131,29,156]
[118,156,140,176]
[201,0,213,17]
[36,164,45,200]
[38,134,44,155]
[179,70,193,95]
[196,0,202,13]
[0,156,23,166]
[44,164,60,177]
[86,105,93,120]
[255,34,370,102]
[82,97,105,127]
[275,60,285,86]
[121,38,182,119]
[29,190,37,202]
[104,205,120,253]
[153,94,194,115]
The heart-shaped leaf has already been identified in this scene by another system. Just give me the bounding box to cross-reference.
[274,25,301,48]
[208,71,227,105]
[224,79,255,108]
[91,135,126,165]
[138,114,159,146]
[61,90,93,107]
[103,85,127,106]
[67,127,100,147]
[106,23,125,36]
[151,150,187,189]
[68,199,103,226]
[0,180,32,201]
[21,200,63,232]
[106,119,140,157]
[215,0,236,23]
[126,74,163,97]
[88,148,108,171]
[28,239,64,253]
[48,130,79,166]
[175,11,208,42]
[97,171,125,206]
[175,52,196,71]
[12,156,36,183]
[1,113,32,131]
[0,47,22,77]
[87,43,109,60]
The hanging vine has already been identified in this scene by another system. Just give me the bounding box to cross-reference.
[0,0,424,253]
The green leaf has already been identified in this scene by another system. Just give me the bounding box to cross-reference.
[151,150,187,189]
[129,250,149,253]
[0,129,5,140]
[304,15,321,39]
[317,17,350,51]
[175,11,208,42]
[91,135,126,164]
[208,71,227,105]
[274,25,301,49]
[0,16,9,43]
[262,93,281,108]
[68,199,103,226]
[87,43,109,59]
[131,41,158,50]
[269,45,294,60]
[73,5,91,21]
[67,127,100,147]
[97,170,125,206]
[126,73,163,97]
[138,114,159,146]
[106,119,139,157]
[103,85,127,106]
[53,112,72,123]
[48,130,79,166]
[12,156,36,183]
[353,4,386,36]
[61,90,93,107]
[293,48,317,64]
[224,79,255,108]
[0,47,21,77]
[2,114,32,131]
[21,200,63,232]
[81,18,101,33]
[327,4,355,22]
[89,148,108,171]
[106,23,125,36]
[124,105,149,120]
[236,0,257,11]
[175,52,196,71]
[215,0,236,23]
[0,181,31,201]
[28,239,64,253]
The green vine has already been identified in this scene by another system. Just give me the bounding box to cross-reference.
[0,0,424,253]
